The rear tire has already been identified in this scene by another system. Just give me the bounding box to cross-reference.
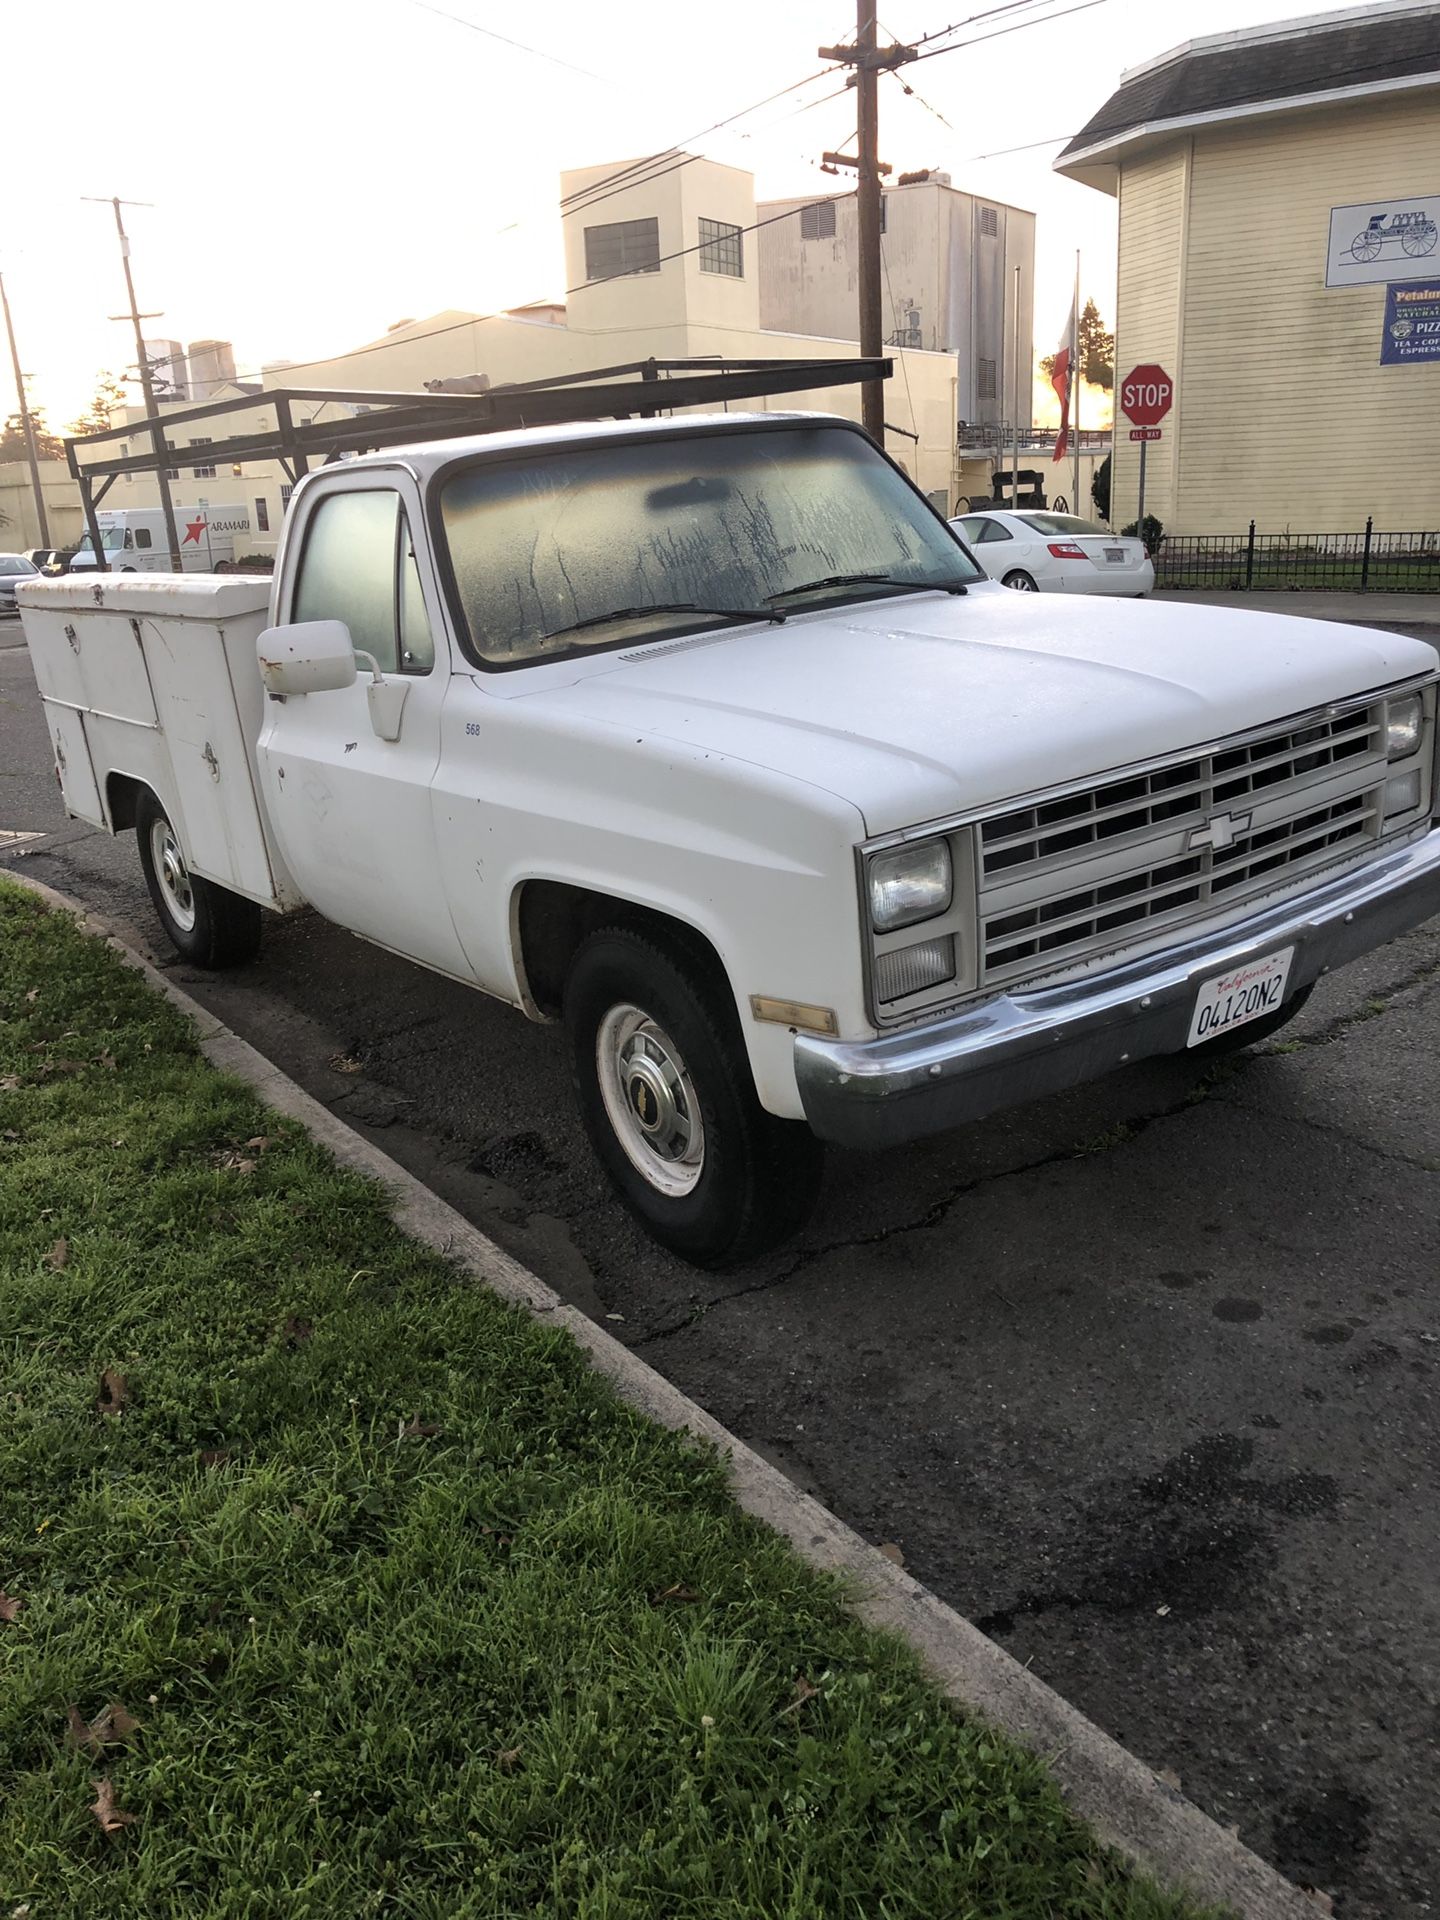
[1186,985,1312,1058]
[564,926,824,1268]
[135,789,262,968]
[1002,570,1038,591]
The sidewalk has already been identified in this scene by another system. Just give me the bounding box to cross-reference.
[1152,588,1440,634]
[0,877,1230,1920]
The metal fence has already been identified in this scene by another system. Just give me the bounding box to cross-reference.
[1154,520,1440,594]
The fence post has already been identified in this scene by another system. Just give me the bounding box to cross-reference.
[1245,519,1256,590]
[1360,515,1373,591]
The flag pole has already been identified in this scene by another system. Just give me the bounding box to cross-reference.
[1071,249,1081,514]
[1011,264,1020,510]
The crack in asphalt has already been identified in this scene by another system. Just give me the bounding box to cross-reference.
[632,1066,1246,1349]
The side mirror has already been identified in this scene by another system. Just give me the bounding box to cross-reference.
[257,620,359,696]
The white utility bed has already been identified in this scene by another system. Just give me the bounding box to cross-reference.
[18,573,302,910]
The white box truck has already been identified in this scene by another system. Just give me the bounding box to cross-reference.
[69,504,253,573]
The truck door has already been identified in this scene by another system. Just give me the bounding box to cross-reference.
[255,474,471,980]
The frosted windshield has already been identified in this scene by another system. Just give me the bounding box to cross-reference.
[437,425,981,666]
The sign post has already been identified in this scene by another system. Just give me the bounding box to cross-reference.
[1118,363,1174,533]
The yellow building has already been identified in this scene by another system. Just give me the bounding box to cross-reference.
[1056,0,1440,535]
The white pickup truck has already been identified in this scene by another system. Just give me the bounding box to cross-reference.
[19,411,1440,1265]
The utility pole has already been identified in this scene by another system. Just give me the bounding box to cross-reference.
[0,273,50,546]
[819,9,914,445]
[83,196,183,571]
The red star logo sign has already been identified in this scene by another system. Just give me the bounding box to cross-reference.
[182,517,206,545]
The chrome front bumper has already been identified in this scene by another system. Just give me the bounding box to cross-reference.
[795,827,1440,1150]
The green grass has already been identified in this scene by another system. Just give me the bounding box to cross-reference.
[0,880,1223,1920]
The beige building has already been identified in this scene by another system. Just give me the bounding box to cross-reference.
[249,154,963,510]
[758,172,1035,430]
[1056,0,1440,534]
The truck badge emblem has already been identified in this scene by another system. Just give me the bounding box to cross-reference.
[1188,810,1252,853]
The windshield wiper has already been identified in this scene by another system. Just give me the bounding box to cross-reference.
[766,572,967,602]
[542,601,786,642]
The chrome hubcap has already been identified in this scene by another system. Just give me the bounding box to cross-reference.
[150,816,196,932]
[596,1003,705,1197]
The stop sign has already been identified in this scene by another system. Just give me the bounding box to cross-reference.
[1119,363,1174,429]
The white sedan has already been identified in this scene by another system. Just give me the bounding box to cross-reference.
[949,510,1153,597]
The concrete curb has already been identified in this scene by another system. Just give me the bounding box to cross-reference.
[10,870,1318,1919]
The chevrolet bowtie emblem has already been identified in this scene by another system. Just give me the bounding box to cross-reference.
[1187,809,1252,852]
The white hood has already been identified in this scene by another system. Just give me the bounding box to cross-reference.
[534,584,1437,836]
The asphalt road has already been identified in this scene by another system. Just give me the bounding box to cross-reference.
[4,622,1438,1918]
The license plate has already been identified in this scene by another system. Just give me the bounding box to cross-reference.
[1187,948,1294,1047]
[1105,547,1127,563]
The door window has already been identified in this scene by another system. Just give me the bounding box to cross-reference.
[961,516,1011,544]
[292,489,435,675]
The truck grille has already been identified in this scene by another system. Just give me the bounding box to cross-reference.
[978,702,1392,984]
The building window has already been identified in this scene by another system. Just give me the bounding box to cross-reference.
[979,205,999,237]
[698,217,743,278]
[879,197,887,235]
[583,217,661,282]
[800,199,837,241]
[190,436,216,479]
[255,498,270,534]
[280,484,294,507]
[977,358,997,399]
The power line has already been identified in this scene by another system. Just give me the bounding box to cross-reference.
[910,0,1110,63]
[406,0,608,82]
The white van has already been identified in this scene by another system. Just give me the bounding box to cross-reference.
[70,505,253,573]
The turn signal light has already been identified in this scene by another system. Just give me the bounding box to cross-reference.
[1047,541,1089,560]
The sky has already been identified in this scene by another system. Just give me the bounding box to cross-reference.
[2,0,1340,431]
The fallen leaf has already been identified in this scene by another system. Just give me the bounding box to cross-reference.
[495,1747,523,1772]
[199,1449,231,1469]
[400,1415,440,1440]
[45,1237,69,1271]
[96,1050,117,1071]
[0,1590,21,1623]
[244,1135,271,1151]
[67,1702,141,1751]
[89,1777,136,1835]
[877,1541,906,1568]
[780,1675,820,1717]
[2,1129,19,1140]
[0,1076,20,1092]
[25,987,38,1003]
[1156,1767,1183,1791]
[96,1369,129,1417]
[47,1059,88,1076]
[650,1582,702,1606]
[329,1053,363,1074]
[212,1148,257,1175]
[283,1316,313,1346]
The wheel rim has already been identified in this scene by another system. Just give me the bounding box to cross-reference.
[1004,571,1037,591]
[595,1003,705,1197]
[150,815,196,932]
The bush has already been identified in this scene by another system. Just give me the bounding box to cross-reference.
[1121,513,1165,556]
[1091,453,1111,523]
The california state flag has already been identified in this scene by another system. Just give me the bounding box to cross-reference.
[1051,289,1077,463]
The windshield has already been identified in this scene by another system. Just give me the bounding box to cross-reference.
[0,555,38,575]
[1019,512,1109,537]
[77,529,128,552]
[437,424,982,667]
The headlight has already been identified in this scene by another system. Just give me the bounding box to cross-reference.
[1385,693,1423,760]
[869,840,952,932]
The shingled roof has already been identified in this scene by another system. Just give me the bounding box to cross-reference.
[1056,0,1440,187]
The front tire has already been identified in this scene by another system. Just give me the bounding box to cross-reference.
[135,789,262,968]
[1002,569,1038,591]
[564,927,824,1268]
